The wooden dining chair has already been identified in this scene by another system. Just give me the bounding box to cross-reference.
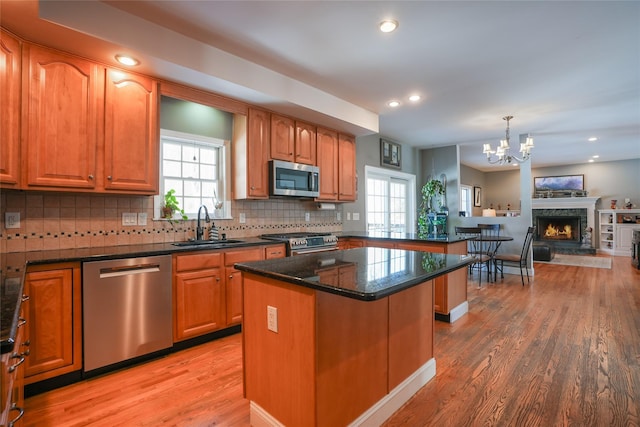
[478,223,501,279]
[455,226,492,287]
[494,226,536,286]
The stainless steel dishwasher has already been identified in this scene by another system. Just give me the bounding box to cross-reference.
[82,255,172,374]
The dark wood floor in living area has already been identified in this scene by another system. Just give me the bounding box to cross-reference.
[24,256,640,427]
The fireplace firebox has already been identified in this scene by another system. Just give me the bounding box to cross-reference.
[536,216,581,243]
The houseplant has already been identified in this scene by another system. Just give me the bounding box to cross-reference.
[418,178,446,237]
[161,189,188,222]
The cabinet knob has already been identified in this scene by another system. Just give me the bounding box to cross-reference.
[229,275,233,279]
[250,186,255,190]
[107,176,112,180]
[88,174,94,180]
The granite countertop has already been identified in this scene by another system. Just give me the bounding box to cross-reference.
[338,231,468,243]
[0,237,283,353]
[235,247,474,301]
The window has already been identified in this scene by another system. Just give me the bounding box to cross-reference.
[156,129,230,219]
[365,166,416,233]
[459,185,473,217]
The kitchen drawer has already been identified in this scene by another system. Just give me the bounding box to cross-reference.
[175,252,223,272]
[225,248,264,266]
[265,244,286,259]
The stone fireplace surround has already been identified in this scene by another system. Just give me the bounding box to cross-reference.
[531,197,600,255]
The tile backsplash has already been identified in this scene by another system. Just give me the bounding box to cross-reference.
[0,191,343,253]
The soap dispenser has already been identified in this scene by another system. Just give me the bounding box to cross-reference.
[208,223,219,241]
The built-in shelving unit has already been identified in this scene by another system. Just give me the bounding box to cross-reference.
[598,209,640,256]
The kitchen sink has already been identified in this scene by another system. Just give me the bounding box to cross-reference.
[172,239,245,247]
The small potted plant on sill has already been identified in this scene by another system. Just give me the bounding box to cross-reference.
[162,189,188,223]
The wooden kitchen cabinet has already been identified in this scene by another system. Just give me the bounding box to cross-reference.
[23,44,101,190]
[1,295,27,427]
[270,114,295,162]
[316,130,356,202]
[224,247,264,325]
[316,127,339,200]
[233,108,270,199]
[103,69,159,193]
[294,121,317,165]
[23,263,82,384]
[338,133,356,201]
[0,29,22,188]
[173,252,226,341]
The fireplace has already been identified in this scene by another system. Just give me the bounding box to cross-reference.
[537,216,581,243]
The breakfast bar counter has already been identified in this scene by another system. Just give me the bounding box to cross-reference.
[235,247,473,426]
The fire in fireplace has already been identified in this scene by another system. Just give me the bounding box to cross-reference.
[536,216,581,243]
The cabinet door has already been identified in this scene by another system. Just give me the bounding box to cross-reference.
[246,108,270,198]
[103,69,158,193]
[0,30,21,188]
[316,127,339,201]
[616,226,639,253]
[174,268,225,341]
[23,267,81,381]
[295,121,317,165]
[338,133,356,201]
[270,114,294,161]
[225,267,243,325]
[24,45,101,189]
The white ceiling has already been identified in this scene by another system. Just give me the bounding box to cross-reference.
[2,0,639,172]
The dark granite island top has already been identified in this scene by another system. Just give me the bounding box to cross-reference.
[234,246,474,301]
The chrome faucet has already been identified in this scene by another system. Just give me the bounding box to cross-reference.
[196,205,210,241]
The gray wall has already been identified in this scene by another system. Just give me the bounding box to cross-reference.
[160,96,234,139]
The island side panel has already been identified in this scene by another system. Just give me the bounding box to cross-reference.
[388,279,434,389]
[243,273,317,426]
[444,240,468,312]
[316,292,389,426]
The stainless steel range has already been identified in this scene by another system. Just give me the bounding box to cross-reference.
[260,232,338,256]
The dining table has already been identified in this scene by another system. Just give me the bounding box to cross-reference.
[477,234,514,282]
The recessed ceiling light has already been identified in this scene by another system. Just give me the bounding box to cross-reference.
[379,20,398,33]
[409,95,421,102]
[588,159,594,163]
[388,100,400,108]
[588,137,598,142]
[115,54,139,66]
[592,155,600,158]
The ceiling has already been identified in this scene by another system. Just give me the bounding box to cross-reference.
[2,1,639,172]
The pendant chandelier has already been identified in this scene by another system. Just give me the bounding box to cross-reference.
[482,115,534,165]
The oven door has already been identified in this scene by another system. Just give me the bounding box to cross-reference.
[290,246,339,256]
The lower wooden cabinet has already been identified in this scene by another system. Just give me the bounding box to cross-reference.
[173,244,287,340]
[1,296,27,427]
[23,263,82,385]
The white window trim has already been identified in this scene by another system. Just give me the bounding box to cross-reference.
[154,129,232,220]
[364,165,417,233]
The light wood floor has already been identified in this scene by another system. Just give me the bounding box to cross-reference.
[24,256,640,426]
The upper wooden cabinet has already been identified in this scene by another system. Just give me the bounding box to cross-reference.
[294,121,317,165]
[270,115,317,165]
[338,133,356,201]
[270,114,295,161]
[233,108,270,199]
[103,69,159,193]
[14,41,158,194]
[23,44,101,190]
[316,130,356,202]
[0,29,21,188]
[316,127,339,200]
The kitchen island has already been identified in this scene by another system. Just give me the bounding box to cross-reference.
[235,247,473,427]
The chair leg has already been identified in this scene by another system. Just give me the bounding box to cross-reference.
[519,265,525,286]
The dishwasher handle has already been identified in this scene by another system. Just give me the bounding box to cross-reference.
[99,264,162,279]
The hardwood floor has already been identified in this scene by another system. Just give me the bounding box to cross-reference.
[24,256,640,426]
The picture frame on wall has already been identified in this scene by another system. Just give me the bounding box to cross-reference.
[474,186,482,207]
[380,138,401,169]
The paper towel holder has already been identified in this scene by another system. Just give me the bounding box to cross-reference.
[316,203,336,210]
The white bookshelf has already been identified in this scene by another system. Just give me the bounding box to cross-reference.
[598,209,640,256]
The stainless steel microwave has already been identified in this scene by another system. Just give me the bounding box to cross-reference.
[269,160,319,198]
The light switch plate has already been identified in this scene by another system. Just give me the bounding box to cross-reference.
[239,213,246,224]
[267,305,278,333]
[122,212,137,226]
[353,212,360,221]
[337,212,342,221]
[5,212,20,229]
[137,213,147,226]
[305,212,310,222]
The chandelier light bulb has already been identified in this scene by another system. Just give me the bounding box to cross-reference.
[483,115,534,165]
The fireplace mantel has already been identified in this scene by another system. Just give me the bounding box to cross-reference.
[531,197,600,210]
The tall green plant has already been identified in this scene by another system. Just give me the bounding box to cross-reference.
[418,179,445,237]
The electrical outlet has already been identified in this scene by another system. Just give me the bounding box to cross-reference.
[239,213,246,224]
[137,213,147,226]
[347,212,351,221]
[122,212,137,226]
[5,212,20,229]
[337,212,342,221]
[267,305,278,333]
[305,212,310,222]
[353,212,360,221]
